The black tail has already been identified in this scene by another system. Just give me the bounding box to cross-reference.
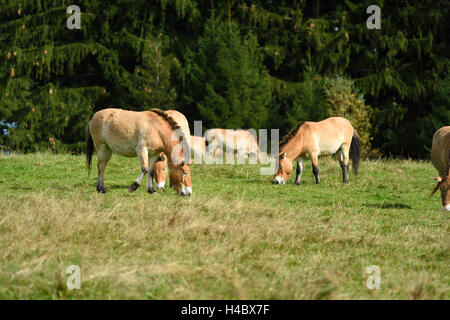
[86,123,94,177]
[350,130,361,176]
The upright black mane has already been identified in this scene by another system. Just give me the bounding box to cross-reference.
[149,108,181,131]
[279,122,306,147]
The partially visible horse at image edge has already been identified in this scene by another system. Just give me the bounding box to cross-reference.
[430,126,450,211]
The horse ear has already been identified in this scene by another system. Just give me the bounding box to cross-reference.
[434,177,443,182]
[160,153,167,161]
[280,152,286,159]
[181,160,184,166]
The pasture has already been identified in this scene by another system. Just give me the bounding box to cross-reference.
[0,153,448,299]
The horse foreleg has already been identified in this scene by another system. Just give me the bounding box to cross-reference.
[129,147,149,192]
[146,155,159,194]
[294,158,304,185]
[96,145,112,193]
[311,154,320,184]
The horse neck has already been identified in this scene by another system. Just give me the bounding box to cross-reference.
[281,131,304,160]
[160,130,187,169]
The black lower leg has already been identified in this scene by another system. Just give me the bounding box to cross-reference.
[96,179,106,193]
[128,182,139,192]
[294,162,302,185]
[313,165,320,184]
[341,163,349,183]
[148,171,156,194]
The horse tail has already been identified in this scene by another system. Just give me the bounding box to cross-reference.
[350,129,361,176]
[86,122,94,177]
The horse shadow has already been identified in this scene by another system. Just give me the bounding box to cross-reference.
[363,202,412,209]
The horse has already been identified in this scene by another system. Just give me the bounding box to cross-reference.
[274,117,360,185]
[430,126,450,211]
[86,108,192,196]
[205,129,259,161]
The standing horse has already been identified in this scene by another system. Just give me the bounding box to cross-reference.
[274,117,360,185]
[86,108,192,196]
[430,126,450,211]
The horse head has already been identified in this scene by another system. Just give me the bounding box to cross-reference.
[274,151,292,184]
[153,152,168,190]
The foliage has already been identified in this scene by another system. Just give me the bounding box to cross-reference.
[324,76,375,157]
[183,19,270,129]
[0,1,448,157]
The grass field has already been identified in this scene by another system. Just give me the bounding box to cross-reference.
[0,152,448,299]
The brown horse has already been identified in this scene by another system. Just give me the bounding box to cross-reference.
[430,126,450,211]
[274,117,360,185]
[86,108,192,196]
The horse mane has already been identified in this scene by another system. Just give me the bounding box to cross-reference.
[279,121,306,147]
[149,108,181,131]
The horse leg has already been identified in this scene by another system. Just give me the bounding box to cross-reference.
[294,157,304,185]
[146,154,159,194]
[96,145,112,193]
[338,148,350,183]
[311,154,320,184]
[129,146,149,192]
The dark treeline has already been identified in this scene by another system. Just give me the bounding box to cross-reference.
[0,0,448,157]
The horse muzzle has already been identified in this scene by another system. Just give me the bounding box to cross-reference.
[156,182,165,190]
[179,186,192,196]
[274,176,285,185]
[443,204,450,211]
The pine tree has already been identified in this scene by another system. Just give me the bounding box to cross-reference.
[183,19,270,129]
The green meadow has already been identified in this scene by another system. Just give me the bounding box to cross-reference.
[0,153,448,299]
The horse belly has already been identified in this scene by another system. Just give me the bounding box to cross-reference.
[102,123,139,157]
[318,139,342,156]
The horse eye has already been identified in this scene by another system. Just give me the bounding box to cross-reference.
[162,168,166,172]
[183,171,187,176]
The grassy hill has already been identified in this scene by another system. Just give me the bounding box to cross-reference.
[0,153,448,299]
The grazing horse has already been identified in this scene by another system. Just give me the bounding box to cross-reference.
[274,117,360,185]
[86,108,192,196]
[430,126,450,211]
[205,129,259,160]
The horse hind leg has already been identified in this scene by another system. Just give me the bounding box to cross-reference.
[337,148,350,183]
[129,146,149,192]
[294,158,304,185]
[96,145,112,193]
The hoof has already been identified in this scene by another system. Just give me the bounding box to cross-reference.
[128,182,139,192]
[294,182,300,186]
[96,185,106,193]
[148,187,156,194]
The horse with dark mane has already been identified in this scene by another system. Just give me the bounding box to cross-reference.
[274,117,360,185]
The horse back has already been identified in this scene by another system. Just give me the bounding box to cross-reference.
[301,117,354,156]
[89,108,161,157]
